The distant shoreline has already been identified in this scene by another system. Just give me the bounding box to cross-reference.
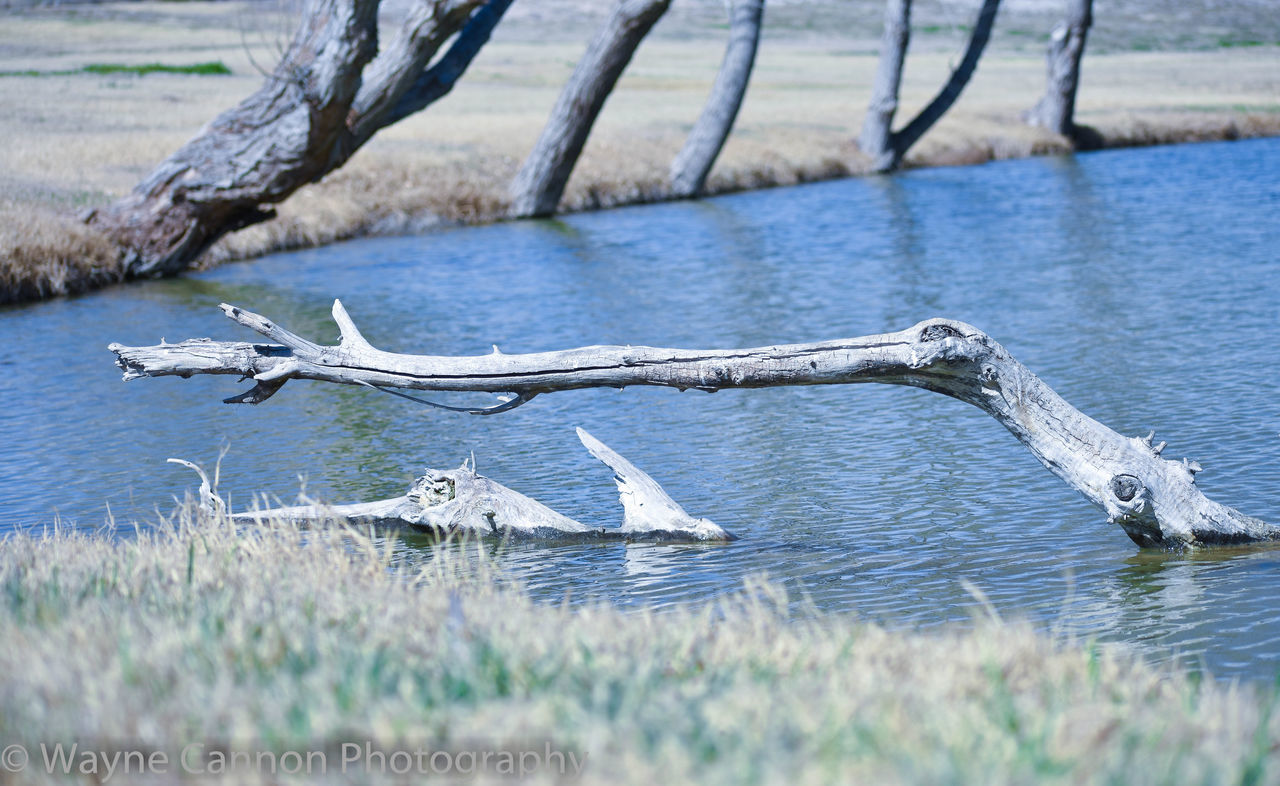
[2,1,1278,305]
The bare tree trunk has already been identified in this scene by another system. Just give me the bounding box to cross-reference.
[87,0,509,278]
[859,0,1002,173]
[859,0,911,173]
[669,0,765,199]
[1025,0,1092,140]
[111,301,1278,548]
[508,0,671,218]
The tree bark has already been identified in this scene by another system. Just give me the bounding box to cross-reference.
[859,0,1002,173]
[86,0,507,278]
[111,301,1278,548]
[668,0,765,199]
[171,429,732,541]
[859,0,912,173]
[1025,0,1092,141]
[508,0,671,218]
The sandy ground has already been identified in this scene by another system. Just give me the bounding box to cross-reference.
[0,0,1277,299]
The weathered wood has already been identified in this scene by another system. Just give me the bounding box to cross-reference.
[112,301,1278,548]
[172,429,732,542]
[669,0,764,198]
[87,0,498,278]
[859,0,1002,173]
[508,0,671,218]
[1025,0,1092,141]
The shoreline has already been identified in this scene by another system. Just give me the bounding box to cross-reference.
[6,122,1279,308]
[2,1,1278,306]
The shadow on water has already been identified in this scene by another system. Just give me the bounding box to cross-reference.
[3,138,1280,678]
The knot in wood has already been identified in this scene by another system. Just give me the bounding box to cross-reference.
[919,323,964,342]
[1109,473,1142,502]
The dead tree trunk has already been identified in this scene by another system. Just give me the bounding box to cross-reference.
[508,0,671,218]
[111,301,1278,548]
[859,0,1002,173]
[668,0,765,198]
[86,0,512,278]
[1025,0,1092,141]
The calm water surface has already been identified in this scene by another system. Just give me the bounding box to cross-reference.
[3,139,1279,678]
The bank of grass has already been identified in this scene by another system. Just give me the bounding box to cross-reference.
[2,1,1279,305]
[2,510,1278,784]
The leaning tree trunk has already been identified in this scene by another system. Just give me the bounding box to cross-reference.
[1025,0,1092,141]
[86,0,512,278]
[508,0,671,218]
[859,0,1002,173]
[859,0,912,173]
[111,301,1278,548]
[668,0,765,199]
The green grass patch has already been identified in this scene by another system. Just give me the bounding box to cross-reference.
[0,61,231,78]
[82,61,232,76]
[1217,38,1270,48]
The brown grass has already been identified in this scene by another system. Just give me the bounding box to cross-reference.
[1,1,1278,301]
[0,203,122,305]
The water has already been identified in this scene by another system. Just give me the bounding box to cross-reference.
[3,138,1279,678]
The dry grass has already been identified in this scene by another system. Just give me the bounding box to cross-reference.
[0,203,122,304]
[2,508,1278,784]
[1,1,1278,299]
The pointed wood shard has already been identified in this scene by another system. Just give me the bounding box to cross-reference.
[577,428,733,541]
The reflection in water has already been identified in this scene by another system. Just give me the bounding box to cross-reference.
[2,138,1279,679]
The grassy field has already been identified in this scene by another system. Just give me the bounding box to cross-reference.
[0,0,1278,303]
[1,508,1278,784]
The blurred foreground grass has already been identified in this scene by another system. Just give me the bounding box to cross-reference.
[1,508,1277,784]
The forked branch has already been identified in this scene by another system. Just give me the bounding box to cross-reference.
[112,301,1277,547]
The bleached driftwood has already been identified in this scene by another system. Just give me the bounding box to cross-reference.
[171,429,733,542]
[113,300,1277,548]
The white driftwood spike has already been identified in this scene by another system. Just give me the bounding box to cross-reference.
[168,458,225,517]
[113,303,1277,548]
[578,428,731,540]
[332,299,374,352]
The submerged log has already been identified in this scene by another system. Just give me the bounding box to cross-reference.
[171,429,733,542]
[113,300,1277,548]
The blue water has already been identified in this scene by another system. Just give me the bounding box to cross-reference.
[2,138,1279,677]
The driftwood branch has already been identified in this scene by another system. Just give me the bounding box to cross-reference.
[112,301,1277,548]
[174,429,732,542]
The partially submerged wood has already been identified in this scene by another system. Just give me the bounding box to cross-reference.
[172,429,733,542]
[113,300,1278,548]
